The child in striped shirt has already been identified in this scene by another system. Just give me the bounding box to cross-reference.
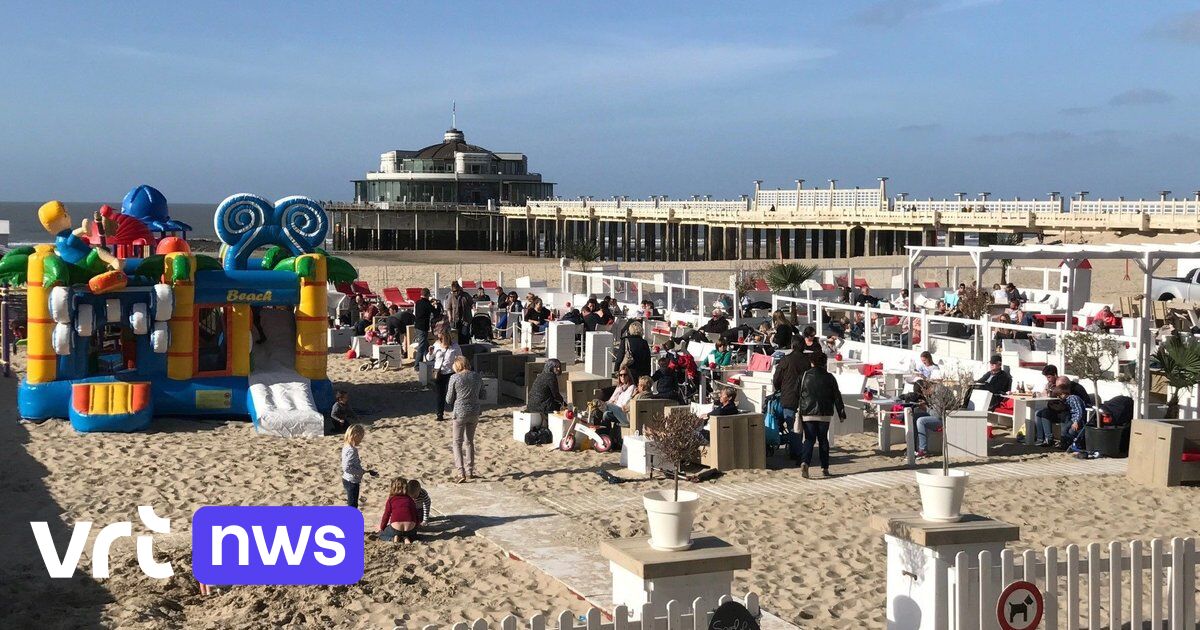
[407,479,432,523]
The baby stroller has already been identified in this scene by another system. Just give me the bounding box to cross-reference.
[762,392,787,456]
[470,313,494,342]
[668,351,700,403]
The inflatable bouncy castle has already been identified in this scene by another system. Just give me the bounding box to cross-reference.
[5,187,356,437]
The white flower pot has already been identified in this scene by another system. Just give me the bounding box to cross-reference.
[643,489,700,551]
[915,469,969,523]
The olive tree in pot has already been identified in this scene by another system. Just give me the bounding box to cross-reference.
[642,411,705,550]
[914,367,976,522]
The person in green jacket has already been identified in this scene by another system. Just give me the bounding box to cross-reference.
[703,338,734,367]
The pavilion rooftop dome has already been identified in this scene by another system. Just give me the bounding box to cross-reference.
[411,128,495,160]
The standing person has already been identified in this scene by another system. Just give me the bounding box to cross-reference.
[446,281,474,340]
[444,356,482,482]
[412,288,432,372]
[329,390,358,434]
[426,329,462,422]
[613,321,652,381]
[341,425,377,508]
[796,352,846,478]
[772,339,809,459]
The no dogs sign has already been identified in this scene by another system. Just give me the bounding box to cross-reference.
[996,580,1044,630]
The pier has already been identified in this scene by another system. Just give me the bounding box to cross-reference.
[325,181,1200,260]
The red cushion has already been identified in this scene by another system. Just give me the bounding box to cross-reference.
[1182,451,1200,463]
[993,399,1015,415]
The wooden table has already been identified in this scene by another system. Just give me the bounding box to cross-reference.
[1006,394,1056,445]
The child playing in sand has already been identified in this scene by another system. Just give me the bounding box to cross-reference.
[378,477,421,543]
[341,425,377,508]
[330,390,357,434]
[408,479,432,523]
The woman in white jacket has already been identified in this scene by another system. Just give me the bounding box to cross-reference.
[425,329,461,421]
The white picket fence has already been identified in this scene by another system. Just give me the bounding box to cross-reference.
[415,593,761,630]
[950,538,1198,630]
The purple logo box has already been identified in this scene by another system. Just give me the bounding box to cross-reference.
[192,506,364,585]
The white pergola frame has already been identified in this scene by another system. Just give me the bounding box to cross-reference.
[906,243,1200,418]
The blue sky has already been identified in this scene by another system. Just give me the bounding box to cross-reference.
[2,1,1199,202]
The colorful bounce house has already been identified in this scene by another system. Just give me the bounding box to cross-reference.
[1,186,357,437]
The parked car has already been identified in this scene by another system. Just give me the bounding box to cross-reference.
[1151,268,1200,302]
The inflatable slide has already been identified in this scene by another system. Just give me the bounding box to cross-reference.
[248,308,324,437]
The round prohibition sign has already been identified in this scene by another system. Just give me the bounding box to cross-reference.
[996,580,1044,630]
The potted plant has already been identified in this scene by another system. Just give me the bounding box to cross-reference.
[642,411,705,550]
[1062,330,1123,408]
[1150,333,1200,419]
[915,367,975,522]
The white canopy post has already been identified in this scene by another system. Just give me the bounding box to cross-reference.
[1135,252,1163,418]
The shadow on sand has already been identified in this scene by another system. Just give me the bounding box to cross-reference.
[0,375,112,628]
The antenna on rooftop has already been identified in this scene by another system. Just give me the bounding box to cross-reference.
[452,101,457,129]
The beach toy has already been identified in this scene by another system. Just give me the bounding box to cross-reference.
[89,269,128,295]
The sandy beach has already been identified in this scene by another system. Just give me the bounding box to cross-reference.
[3,346,1199,628]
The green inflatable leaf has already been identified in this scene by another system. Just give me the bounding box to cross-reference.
[42,256,68,288]
[131,255,166,279]
[170,256,191,282]
[0,252,29,285]
[1,246,35,260]
[272,257,297,272]
[195,255,222,272]
[296,256,315,279]
[261,246,287,270]
[325,256,358,282]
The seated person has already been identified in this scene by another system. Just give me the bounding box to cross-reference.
[559,302,584,324]
[715,294,734,313]
[524,298,551,332]
[1054,383,1090,452]
[473,287,491,302]
[1004,283,1023,305]
[837,286,852,304]
[703,338,734,367]
[526,359,565,415]
[991,283,1009,304]
[709,386,740,416]
[603,369,636,426]
[649,356,683,403]
[889,289,910,310]
[822,335,843,358]
[771,312,798,349]
[581,306,603,332]
[848,313,866,342]
[854,287,881,308]
[914,351,941,380]
[973,355,1012,411]
[698,309,730,335]
[1088,305,1119,332]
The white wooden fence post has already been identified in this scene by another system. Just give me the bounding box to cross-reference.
[1067,544,1081,628]
[1087,543,1101,630]
[1044,546,1059,630]
[1107,541,1122,630]
[954,551,970,629]
[1152,538,1164,629]
[1129,540,1143,630]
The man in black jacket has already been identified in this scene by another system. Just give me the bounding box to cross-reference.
[613,322,652,381]
[974,355,1013,411]
[412,288,432,371]
[772,339,810,458]
[527,359,566,415]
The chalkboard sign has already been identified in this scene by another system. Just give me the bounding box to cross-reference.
[708,601,760,630]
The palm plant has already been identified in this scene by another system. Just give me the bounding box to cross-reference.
[1150,333,1200,419]
[764,262,818,294]
[564,240,603,269]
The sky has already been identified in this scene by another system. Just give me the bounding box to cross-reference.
[2,1,1200,203]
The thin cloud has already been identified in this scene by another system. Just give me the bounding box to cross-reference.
[1109,88,1174,106]
[1147,10,1200,44]
[898,123,941,132]
[972,129,1122,144]
[1059,106,1101,116]
[853,0,1000,26]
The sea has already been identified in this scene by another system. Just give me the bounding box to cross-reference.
[1,201,220,245]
